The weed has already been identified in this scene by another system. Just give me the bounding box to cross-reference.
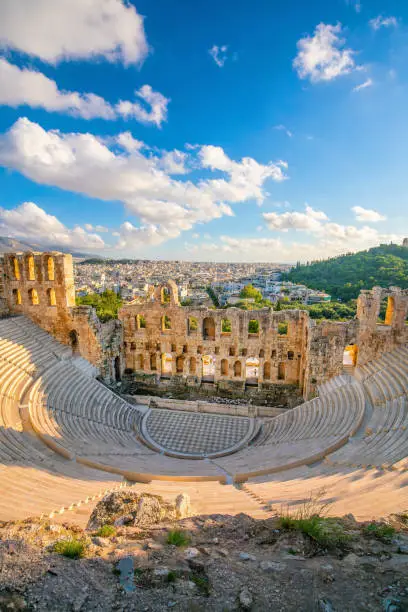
[96,524,116,538]
[363,522,396,542]
[190,572,210,596]
[166,529,190,547]
[167,570,178,583]
[53,537,87,559]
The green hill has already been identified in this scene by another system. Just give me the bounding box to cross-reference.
[285,243,408,301]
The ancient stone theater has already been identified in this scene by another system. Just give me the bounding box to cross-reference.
[0,250,407,524]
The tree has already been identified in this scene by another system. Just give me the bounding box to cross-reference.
[76,290,122,322]
[240,284,263,302]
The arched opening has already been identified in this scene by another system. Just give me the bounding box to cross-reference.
[278,362,285,381]
[271,349,276,359]
[130,342,136,351]
[188,316,198,334]
[47,288,56,306]
[259,349,265,358]
[229,347,236,357]
[203,317,215,341]
[161,315,171,331]
[150,353,157,371]
[161,353,173,377]
[287,350,294,361]
[221,358,229,376]
[12,288,22,305]
[202,354,215,381]
[343,344,358,367]
[384,297,395,326]
[27,255,35,281]
[11,257,20,280]
[248,319,259,335]
[176,355,184,374]
[263,361,271,380]
[136,314,146,330]
[69,330,79,351]
[221,318,232,334]
[28,288,39,305]
[189,356,197,375]
[47,256,54,281]
[114,356,121,381]
[246,357,260,384]
[161,287,170,304]
[233,361,242,377]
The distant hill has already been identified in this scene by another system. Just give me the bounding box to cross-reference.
[0,236,103,260]
[285,243,408,301]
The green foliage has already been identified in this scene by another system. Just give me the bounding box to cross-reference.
[233,299,272,310]
[76,290,122,322]
[166,529,190,547]
[248,319,259,333]
[206,287,220,307]
[188,316,198,331]
[285,244,408,301]
[363,522,396,542]
[137,314,146,328]
[96,524,116,537]
[163,315,171,329]
[221,318,232,333]
[277,299,357,321]
[181,298,193,306]
[278,322,288,335]
[240,284,263,302]
[53,537,87,559]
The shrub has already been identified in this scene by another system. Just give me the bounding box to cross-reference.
[96,524,116,538]
[166,529,190,547]
[363,523,396,542]
[54,537,87,559]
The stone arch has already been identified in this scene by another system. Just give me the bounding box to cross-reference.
[47,288,57,306]
[114,356,121,381]
[154,281,180,306]
[203,317,216,340]
[343,344,358,367]
[161,352,173,376]
[259,348,265,358]
[188,316,198,334]
[246,357,259,382]
[46,256,55,281]
[11,256,20,280]
[248,319,259,335]
[27,254,35,281]
[161,315,171,331]
[150,353,157,371]
[176,355,184,373]
[189,356,197,375]
[69,330,79,351]
[221,318,232,334]
[263,361,271,380]
[221,358,229,376]
[233,360,242,377]
[28,288,39,305]
[136,314,146,330]
[278,362,285,380]
[287,350,294,360]
[202,354,215,380]
[12,288,22,305]
[384,296,395,326]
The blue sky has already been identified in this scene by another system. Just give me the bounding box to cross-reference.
[0,0,407,261]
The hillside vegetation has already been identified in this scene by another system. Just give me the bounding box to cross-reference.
[285,244,408,301]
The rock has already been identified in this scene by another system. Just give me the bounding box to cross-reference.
[218,549,229,557]
[175,493,191,519]
[92,537,110,548]
[317,598,334,612]
[197,546,211,555]
[397,545,408,555]
[184,547,200,559]
[239,552,257,562]
[0,593,27,611]
[259,560,286,572]
[114,514,133,527]
[343,553,359,567]
[239,587,253,610]
[133,495,163,527]
[146,541,163,551]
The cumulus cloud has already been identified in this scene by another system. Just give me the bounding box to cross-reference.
[0,0,148,65]
[293,23,357,83]
[0,202,105,249]
[0,118,287,249]
[353,78,373,92]
[352,205,386,222]
[369,15,398,30]
[0,59,168,126]
[84,223,109,233]
[263,205,328,232]
[209,45,229,67]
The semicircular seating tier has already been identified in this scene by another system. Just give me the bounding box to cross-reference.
[0,315,407,524]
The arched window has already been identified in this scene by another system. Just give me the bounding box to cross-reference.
[259,349,265,358]
[136,314,146,330]
[221,318,232,334]
[271,349,276,359]
[202,354,215,380]
[221,358,229,376]
[161,353,172,376]
[161,315,171,331]
[150,353,157,371]
[287,350,294,360]
[278,362,285,380]
[203,317,215,340]
[11,257,20,280]
[176,355,184,373]
[27,255,35,281]
[248,319,259,335]
[161,287,170,304]
[188,316,198,334]
[246,357,259,381]
[12,288,22,305]
[233,361,242,377]
[28,288,39,305]
[229,347,236,357]
[384,297,395,326]
[263,362,271,380]
[189,356,197,375]
[47,288,57,306]
[343,344,358,367]
[47,256,55,281]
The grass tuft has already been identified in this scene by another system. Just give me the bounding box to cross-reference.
[363,522,396,542]
[53,537,87,559]
[96,524,116,538]
[166,529,190,547]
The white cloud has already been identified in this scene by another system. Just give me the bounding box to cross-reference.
[0,0,148,65]
[0,59,168,126]
[346,0,362,13]
[353,78,373,92]
[0,202,105,249]
[274,125,293,138]
[293,23,357,83]
[0,118,286,249]
[209,45,229,67]
[369,15,398,31]
[84,223,109,232]
[263,205,328,232]
[160,150,188,174]
[116,85,169,128]
[351,205,386,222]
